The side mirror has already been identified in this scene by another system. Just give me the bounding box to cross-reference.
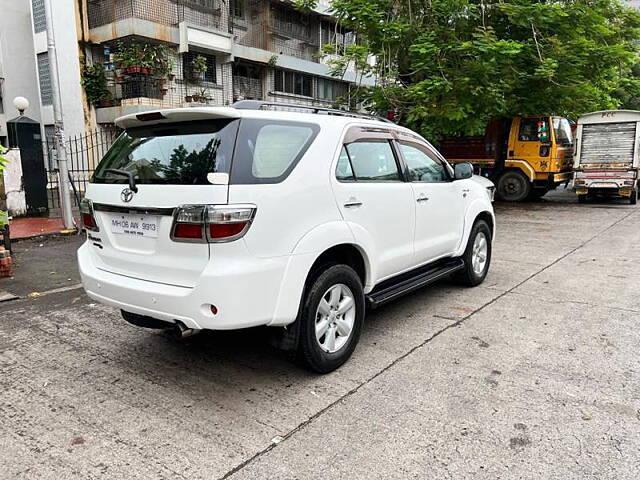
[454,162,473,180]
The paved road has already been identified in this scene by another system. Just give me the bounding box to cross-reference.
[1,190,639,479]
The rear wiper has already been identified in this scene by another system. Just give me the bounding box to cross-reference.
[105,168,138,192]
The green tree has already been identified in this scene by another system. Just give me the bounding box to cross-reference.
[312,0,640,139]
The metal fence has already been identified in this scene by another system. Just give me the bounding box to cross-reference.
[44,128,121,213]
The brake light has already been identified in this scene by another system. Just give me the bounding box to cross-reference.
[80,198,99,232]
[171,205,256,243]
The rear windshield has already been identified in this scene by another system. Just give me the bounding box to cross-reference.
[93,118,319,185]
[93,120,239,185]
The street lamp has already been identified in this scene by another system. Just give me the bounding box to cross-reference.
[13,97,29,116]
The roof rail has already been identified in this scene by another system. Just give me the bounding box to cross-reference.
[232,100,392,123]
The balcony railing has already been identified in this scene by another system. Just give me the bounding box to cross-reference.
[88,0,228,32]
[100,77,227,109]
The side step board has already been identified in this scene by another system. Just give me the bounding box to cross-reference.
[366,258,465,309]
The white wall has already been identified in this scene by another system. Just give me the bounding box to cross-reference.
[32,0,85,137]
[2,149,27,216]
[0,1,43,138]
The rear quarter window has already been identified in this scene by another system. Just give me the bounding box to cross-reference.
[231,119,320,184]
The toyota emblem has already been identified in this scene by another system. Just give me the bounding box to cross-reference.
[121,188,134,203]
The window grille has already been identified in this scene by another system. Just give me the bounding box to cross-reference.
[37,53,53,106]
[32,0,47,33]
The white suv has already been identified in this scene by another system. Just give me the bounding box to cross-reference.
[78,101,495,372]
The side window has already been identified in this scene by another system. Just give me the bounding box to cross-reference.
[518,118,543,142]
[231,119,319,184]
[336,146,355,181]
[252,124,313,178]
[345,141,400,181]
[399,142,448,182]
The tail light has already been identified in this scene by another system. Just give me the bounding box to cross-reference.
[171,205,256,243]
[80,198,99,232]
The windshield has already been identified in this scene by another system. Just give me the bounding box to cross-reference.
[93,119,239,185]
[553,118,573,146]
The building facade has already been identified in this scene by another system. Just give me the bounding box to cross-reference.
[2,0,372,142]
[83,0,373,126]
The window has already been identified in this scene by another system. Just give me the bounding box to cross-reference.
[518,117,543,142]
[336,147,355,181]
[317,78,348,101]
[271,4,311,40]
[232,0,244,18]
[182,52,216,83]
[31,0,46,33]
[320,21,356,55]
[553,118,574,146]
[93,120,239,185]
[274,69,312,97]
[231,120,320,184]
[252,124,313,178]
[344,141,400,182]
[399,142,449,182]
[37,53,53,105]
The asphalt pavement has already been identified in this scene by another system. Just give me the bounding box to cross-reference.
[1,188,639,479]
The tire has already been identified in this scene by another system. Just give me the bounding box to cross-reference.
[578,194,588,204]
[454,220,492,287]
[631,191,637,205]
[496,170,531,202]
[297,264,365,373]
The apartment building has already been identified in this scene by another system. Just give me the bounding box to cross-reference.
[82,0,373,125]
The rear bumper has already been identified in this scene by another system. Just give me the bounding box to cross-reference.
[78,242,290,330]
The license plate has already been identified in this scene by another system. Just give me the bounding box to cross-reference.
[110,214,159,238]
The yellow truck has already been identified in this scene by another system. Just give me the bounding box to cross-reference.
[438,116,574,201]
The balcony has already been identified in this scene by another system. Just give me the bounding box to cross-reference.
[87,0,229,44]
[95,76,229,124]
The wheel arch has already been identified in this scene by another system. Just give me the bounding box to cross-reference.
[454,199,496,257]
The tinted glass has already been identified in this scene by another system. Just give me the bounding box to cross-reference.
[93,120,239,185]
[400,142,448,182]
[345,141,400,181]
[336,146,355,181]
[231,119,320,184]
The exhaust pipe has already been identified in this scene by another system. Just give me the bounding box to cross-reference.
[170,320,200,339]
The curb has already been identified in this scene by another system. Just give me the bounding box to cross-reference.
[10,229,80,243]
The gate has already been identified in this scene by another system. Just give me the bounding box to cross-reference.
[44,127,120,214]
[8,116,49,215]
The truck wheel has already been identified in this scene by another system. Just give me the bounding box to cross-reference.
[454,220,492,287]
[578,194,588,204]
[631,190,638,205]
[297,264,365,373]
[497,170,531,202]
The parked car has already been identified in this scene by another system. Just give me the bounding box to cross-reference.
[78,101,496,373]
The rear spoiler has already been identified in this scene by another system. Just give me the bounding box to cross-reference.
[115,107,242,129]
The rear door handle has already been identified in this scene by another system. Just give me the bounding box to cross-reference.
[416,195,429,203]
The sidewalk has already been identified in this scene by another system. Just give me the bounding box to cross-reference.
[8,217,77,240]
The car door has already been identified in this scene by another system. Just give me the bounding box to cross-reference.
[397,140,466,264]
[333,137,415,281]
[509,117,547,167]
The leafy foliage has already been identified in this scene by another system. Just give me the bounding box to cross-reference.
[313,0,640,139]
[81,63,111,106]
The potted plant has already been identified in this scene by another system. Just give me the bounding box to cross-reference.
[185,95,193,103]
[80,63,113,107]
[191,55,208,80]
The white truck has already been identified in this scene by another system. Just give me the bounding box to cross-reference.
[573,110,640,204]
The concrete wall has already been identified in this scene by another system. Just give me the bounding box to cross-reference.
[32,0,86,137]
[2,149,27,217]
[0,1,43,139]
